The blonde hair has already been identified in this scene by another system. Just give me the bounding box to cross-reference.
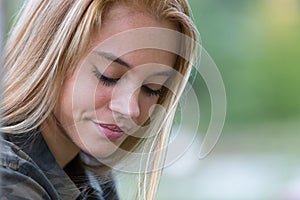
[1,0,197,199]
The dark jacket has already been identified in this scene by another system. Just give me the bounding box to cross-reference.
[0,130,119,200]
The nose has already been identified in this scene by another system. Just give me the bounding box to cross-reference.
[109,84,140,119]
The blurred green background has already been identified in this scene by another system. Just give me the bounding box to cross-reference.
[192,0,300,125]
[2,0,300,199]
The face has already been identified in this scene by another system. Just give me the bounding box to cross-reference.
[53,4,180,159]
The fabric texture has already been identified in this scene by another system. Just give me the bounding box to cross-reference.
[0,130,119,200]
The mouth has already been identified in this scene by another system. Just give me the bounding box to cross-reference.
[95,123,125,140]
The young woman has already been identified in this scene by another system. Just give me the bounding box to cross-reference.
[0,0,197,199]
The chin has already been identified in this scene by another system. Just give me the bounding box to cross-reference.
[81,141,120,159]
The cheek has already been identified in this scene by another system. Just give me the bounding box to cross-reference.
[138,96,160,123]
[94,84,113,108]
[55,68,98,122]
[71,65,111,113]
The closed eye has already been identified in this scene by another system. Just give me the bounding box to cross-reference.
[93,66,163,97]
[141,85,162,97]
[92,67,119,86]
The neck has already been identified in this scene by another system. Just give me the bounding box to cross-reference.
[40,115,80,168]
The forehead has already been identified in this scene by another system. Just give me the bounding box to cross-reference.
[101,3,177,31]
[90,3,180,50]
[87,3,181,69]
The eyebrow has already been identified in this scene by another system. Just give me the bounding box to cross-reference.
[151,70,175,77]
[93,50,175,77]
[93,51,132,68]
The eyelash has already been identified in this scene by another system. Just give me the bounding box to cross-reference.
[92,69,162,97]
[141,86,162,97]
[93,69,119,86]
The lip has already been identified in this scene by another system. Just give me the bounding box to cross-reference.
[94,122,124,140]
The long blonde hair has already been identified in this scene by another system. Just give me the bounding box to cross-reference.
[1,0,197,199]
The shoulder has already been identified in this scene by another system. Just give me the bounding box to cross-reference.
[0,137,53,199]
[0,138,32,169]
